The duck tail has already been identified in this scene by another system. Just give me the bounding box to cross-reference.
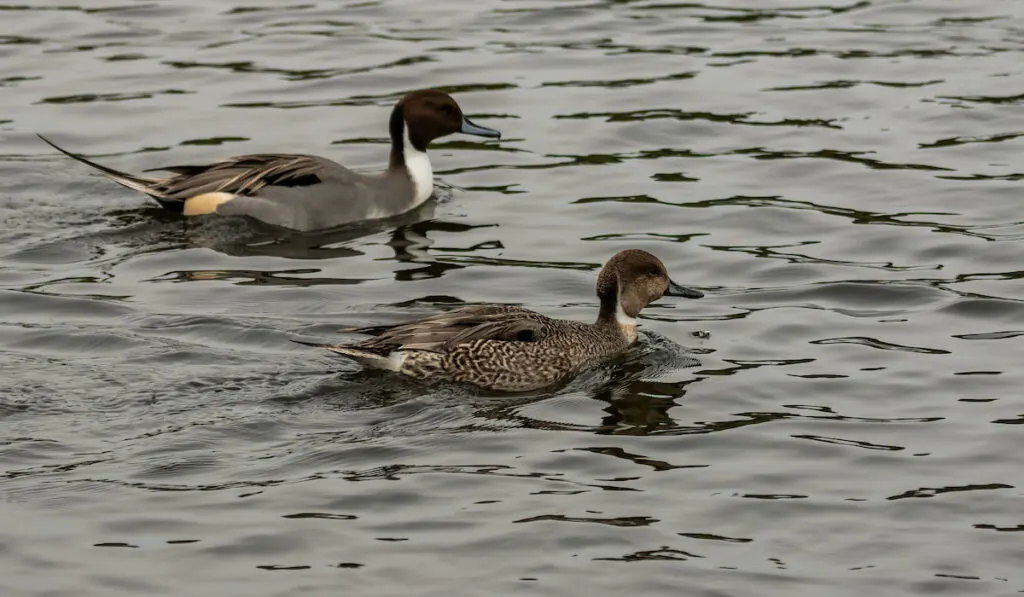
[37,134,167,198]
[290,339,406,372]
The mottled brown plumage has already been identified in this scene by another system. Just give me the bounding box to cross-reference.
[299,250,704,392]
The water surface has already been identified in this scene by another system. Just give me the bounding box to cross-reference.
[3,1,1024,595]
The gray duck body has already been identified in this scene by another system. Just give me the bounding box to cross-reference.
[38,89,500,232]
[304,250,705,392]
[208,156,417,231]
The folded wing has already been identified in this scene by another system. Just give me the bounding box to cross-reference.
[349,306,549,353]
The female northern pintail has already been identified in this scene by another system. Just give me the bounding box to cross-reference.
[297,249,704,392]
[37,89,500,232]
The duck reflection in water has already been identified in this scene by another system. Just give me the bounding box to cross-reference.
[298,333,707,437]
[590,348,703,435]
[151,215,496,285]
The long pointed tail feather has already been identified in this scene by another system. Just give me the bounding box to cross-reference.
[290,339,404,372]
[336,324,388,335]
[290,339,333,349]
[37,134,166,197]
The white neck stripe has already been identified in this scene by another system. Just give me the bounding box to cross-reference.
[403,123,434,206]
[615,302,637,327]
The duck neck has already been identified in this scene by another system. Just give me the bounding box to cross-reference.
[388,103,434,206]
[596,282,638,344]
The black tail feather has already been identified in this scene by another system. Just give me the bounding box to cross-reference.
[290,339,331,349]
[36,134,173,207]
[37,134,142,181]
[143,164,208,175]
[337,324,389,336]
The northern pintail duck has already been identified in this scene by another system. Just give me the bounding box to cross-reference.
[298,249,704,392]
[37,89,500,232]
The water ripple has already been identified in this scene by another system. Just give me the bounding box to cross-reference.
[2,0,1023,595]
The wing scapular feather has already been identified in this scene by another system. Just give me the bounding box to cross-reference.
[36,134,325,203]
[150,155,324,200]
[351,306,548,354]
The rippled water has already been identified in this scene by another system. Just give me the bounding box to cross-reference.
[2,0,1024,595]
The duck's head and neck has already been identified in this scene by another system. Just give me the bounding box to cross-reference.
[595,249,704,343]
[388,89,501,206]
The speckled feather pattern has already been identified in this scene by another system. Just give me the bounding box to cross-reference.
[318,249,702,392]
[342,305,632,392]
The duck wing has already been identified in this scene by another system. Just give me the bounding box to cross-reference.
[351,306,549,353]
[38,135,346,206]
[441,317,548,347]
[145,154,328,200]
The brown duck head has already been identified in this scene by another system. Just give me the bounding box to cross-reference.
[595,249,703,340]
[388,89,501,158]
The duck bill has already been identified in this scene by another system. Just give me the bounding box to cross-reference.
[460,117,501,139]
[665,279,704,299]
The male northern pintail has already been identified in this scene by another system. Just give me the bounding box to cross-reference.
[37,89,500,232]
[296,249,704,392]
